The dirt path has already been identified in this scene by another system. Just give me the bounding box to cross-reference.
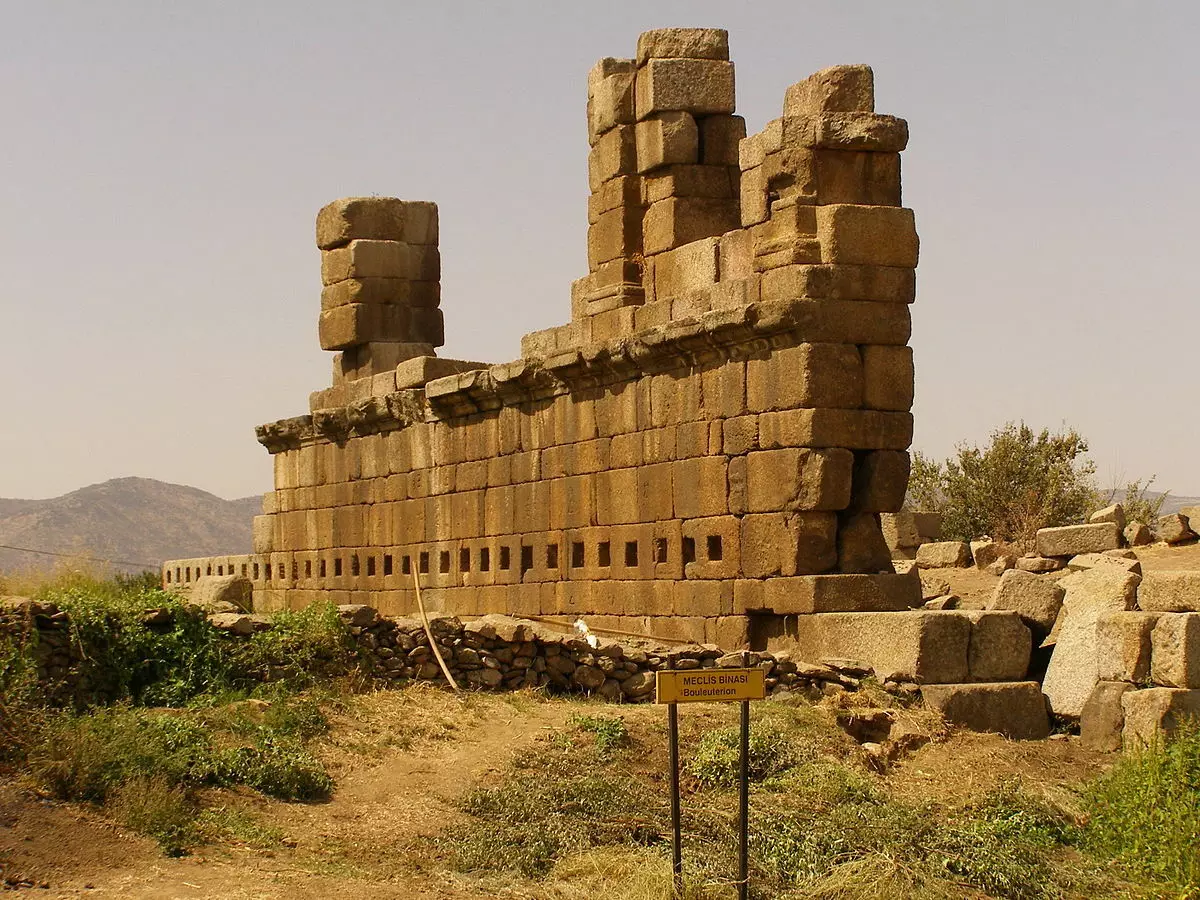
[1,694,574,899]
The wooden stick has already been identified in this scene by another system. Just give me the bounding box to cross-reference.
[411,568,460,691]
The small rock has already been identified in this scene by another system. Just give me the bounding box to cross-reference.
[986,555,1016,576]
[1124,522,1153,546]
[1015,556,1067,573]
[923,594,960,610]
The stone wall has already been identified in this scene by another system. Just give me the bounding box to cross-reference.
[164,27,921,650]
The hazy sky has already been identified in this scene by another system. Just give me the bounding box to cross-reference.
[1,1,1196,501]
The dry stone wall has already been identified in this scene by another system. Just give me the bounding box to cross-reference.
[164,27,921,652]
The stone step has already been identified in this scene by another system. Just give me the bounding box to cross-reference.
[921,682,1050,740]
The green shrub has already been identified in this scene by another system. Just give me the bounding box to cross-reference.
[688,720,798,787]
[1104,476,1168,526]
[571,713,629,755]
[0,637,40,759]
[907,422,1096,545]
[228,602,355,690]
[110,775,198,856]
[215,738,332,801]
[1083,724,1200,893]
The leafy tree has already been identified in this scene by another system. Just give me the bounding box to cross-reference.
[906,422,1096,547]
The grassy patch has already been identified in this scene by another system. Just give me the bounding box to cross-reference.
[571,713,630,755]
[1082,724,1200,894]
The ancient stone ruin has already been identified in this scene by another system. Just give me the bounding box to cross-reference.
[161,28,1047,732]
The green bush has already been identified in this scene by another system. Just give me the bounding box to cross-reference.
[571,713,629,755]
[1083,724,1200,893]
[110,776,198,856]
[215,738,332,801]
[907,422,1096,545]
[0,637,40,759]
[688,720,798,787]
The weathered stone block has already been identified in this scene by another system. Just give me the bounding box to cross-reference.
[781,609,967,683]
[701,115,746,166]
[1095,611,1160,683]
[845,451,909,514]
[1122,688,1200,748]
[635,58,735,119]
[739,512,838,578]
[652,238,719,300]
[964,611,1031,682]
[1089,503,1126,531]
[588,125,637,191]
[1015,556,1067,573]
[742,447,853,512]
[1043,567,1140,717]
[921,682,1049,740]
[756,408,913,452]
[635,111,699,173]
[321,240,412,285]
[1035,523,1121,558]
[1139,571,1200,612]
[836,512,892,574]
[1124,522,1153,546]
[316,197,434,250]
[1081,681,1135,752]
[1156,513,1197,545]
[1066,552,1141,576]
[986,569,1063,643]
[757,575,922,616]
[816,205,918,268]
[1151,613,1200,688]
[587,60,636,140]
[643,196,739,254]
[746,343,864,411]
[635,28,730,65]
[861,345,914,411]
[916,541,971,569]
[588,203,644,268]
[784,65,874,115]
[321,277,412,310]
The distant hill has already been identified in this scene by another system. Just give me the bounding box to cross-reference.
[0,477,261,575]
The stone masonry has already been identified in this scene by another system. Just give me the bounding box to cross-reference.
[164,28,922,652]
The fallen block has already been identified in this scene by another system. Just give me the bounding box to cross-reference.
[1095,611,1160,683]
[915,541,971,569]
[1150,613,1200,688]
[921,682,1050,740]
[987,569,1064,644]
[1042,567,1139,717]
[1015,556,1066,573]
[1080,681,1135,752]
[1035,523,1120,558]
[1067,553,1141,576]
[1139,571,1200,613]
[964,611,1031,682]
[1155,514,1197,545]
[1122,687,1200,748]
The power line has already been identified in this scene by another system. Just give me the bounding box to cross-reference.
[0,543,159,570]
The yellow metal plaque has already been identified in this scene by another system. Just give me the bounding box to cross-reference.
[655,668,767,704]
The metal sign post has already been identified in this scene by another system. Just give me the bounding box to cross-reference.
[656,654,766,900]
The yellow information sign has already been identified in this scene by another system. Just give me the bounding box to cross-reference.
[655,668,767,704]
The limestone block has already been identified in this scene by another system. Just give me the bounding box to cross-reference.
[653,238,719,301]
[700,115,746,166]
[1066,552,1141,576]
[916,542,971,569]
[588,204,644,268]
[191,575,254,612]
[742,447,853,513]
[987,570,1065,643]
[1015,556,1066,573]
[1095,611,1160,683]
[1139,571,1200,612]
[718,229,753,283]
[1155,513,1197,545]
[321,240,412,285]
[588,125,637,191]
[753,298,912,349]
[1122,687,1200,748]
[739,164,768,226]
[921,682,1049,740]
[635,112,699,173]
[1124,522,1153,546]
[1035,523,1121,558]
[1151,613,1200,688]
[881,512,920,552]
[811,113,908,152]
[1043,567,1140,717]
[746,343,863,412]
[587,60,635,141]
[816,205,918,268]
[755,408,913,452]
[1081,681,1135,752]
[643,165,735,204]
[635,28,730,64]
[861,345,914,411]
[836,512,892,574]
[321,277,411,310]
[635,58,735,119]
[394,357,487,389]
[964,611,1031,682]
[672,456,728,519]
[410,308,445,347]
[252,516,274,554]
[1181,506,1200,530]
[643,197,739,254]
[848,451,910,513]
[970,540,1002,571]
[588,175,642,224]
[316,197,429,250]
[784,65,874,115]
[762,263,916,303]
[1089,503,1126,531]
[739,512,838,578]
[783,609,967,682]
[757,574,921,616]
[813,149,902,207]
